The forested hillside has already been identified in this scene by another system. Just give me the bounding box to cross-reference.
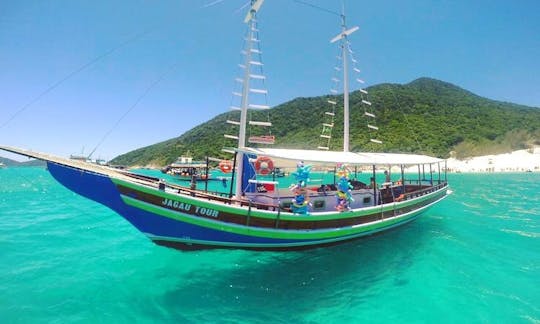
[0,157,46,167]
[111,78,540,166]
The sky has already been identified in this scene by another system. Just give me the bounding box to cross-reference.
[1,0,539,161]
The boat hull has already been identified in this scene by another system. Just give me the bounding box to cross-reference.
[47,161,448,251]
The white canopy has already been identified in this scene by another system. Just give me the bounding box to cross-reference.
[239,148,444,166]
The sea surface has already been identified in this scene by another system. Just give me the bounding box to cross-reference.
[1,167,539,323]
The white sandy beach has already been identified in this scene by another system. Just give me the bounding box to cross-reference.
[444,147,540,173]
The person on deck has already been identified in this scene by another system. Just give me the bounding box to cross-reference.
[384,170,391,183]
[369,177,376,189]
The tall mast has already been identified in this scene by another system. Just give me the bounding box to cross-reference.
[238,4,257,150]
[320,5,381,152]
[234,0,265,199]
[330,13,358,152]
[341,14,350,152]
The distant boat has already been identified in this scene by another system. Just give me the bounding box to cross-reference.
[70,154,90,162]
[0,162,5,168]
[161,155,210,181]
[0,0,449,251]
[70,152,107,166]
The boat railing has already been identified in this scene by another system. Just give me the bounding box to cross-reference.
[403,178,446,186]
[121,170,161,183]
[378,181,447,204]
[157,179,281,211]
[398,181,447,202]
[129,168,446,211]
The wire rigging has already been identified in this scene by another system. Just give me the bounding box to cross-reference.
[87,62,180,159]
[293,0,341,16]
[0,29,152,131]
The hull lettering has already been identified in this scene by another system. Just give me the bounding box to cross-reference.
[161,198,218,217]
[162,198,192,212]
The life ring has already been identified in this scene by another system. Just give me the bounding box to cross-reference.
[396,180,402,185]
[219,160,232,173]
[255,156,274,175]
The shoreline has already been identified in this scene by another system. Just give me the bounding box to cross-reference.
[3,148,539,174]
[135,147,540,174]
[444,147,540,173]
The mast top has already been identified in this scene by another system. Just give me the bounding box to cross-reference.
[330,25,359,43]
[244,0,265,23]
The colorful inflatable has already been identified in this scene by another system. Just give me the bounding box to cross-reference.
[290,161,312,214]
[335,164,354,211]
[291,161,312,188]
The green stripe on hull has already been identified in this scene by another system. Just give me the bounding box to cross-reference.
[112,177,446,221]
[121,192,448,241]
[147,212,419,249]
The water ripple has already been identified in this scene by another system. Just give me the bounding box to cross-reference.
[1,169,539,322]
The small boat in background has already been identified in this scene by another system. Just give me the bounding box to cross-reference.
[69,154,90,163]
[161,155,210,181]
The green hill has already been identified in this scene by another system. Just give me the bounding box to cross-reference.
[0,157,46,167]
[111,77,540,166]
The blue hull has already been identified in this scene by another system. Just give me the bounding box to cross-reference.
[46,161,444,250]
[46,162,314,248]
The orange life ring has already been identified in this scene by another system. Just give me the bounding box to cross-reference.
[219,160,232,173]
[255,156,274,175]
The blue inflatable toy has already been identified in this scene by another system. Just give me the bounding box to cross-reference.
[290,161,312,214]
[335,164,354,211]
[291,187,309,214]
[291,161,312,188]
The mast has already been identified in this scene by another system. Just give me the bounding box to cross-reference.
[234,0,265,199]
[330,13,358,152]
[341,14,350,152]
[238,3,257,150]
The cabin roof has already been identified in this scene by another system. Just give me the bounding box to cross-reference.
[238,148,444,166]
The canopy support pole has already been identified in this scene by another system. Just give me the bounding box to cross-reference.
[401,164,405,194]
[205,156,209,192]
[418,165,421,187]
[372,165,377,205]
[229,153,238,199]
[438,162,441,184]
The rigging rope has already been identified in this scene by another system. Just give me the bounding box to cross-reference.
[293,0,340,16]
[319,46,341,150]
[87,62,180,159]
[0,30,152,131]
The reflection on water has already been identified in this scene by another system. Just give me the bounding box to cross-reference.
[2,169,539,322]
[156,219,437,322]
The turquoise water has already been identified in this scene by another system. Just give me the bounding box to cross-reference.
[1,167,539,323]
